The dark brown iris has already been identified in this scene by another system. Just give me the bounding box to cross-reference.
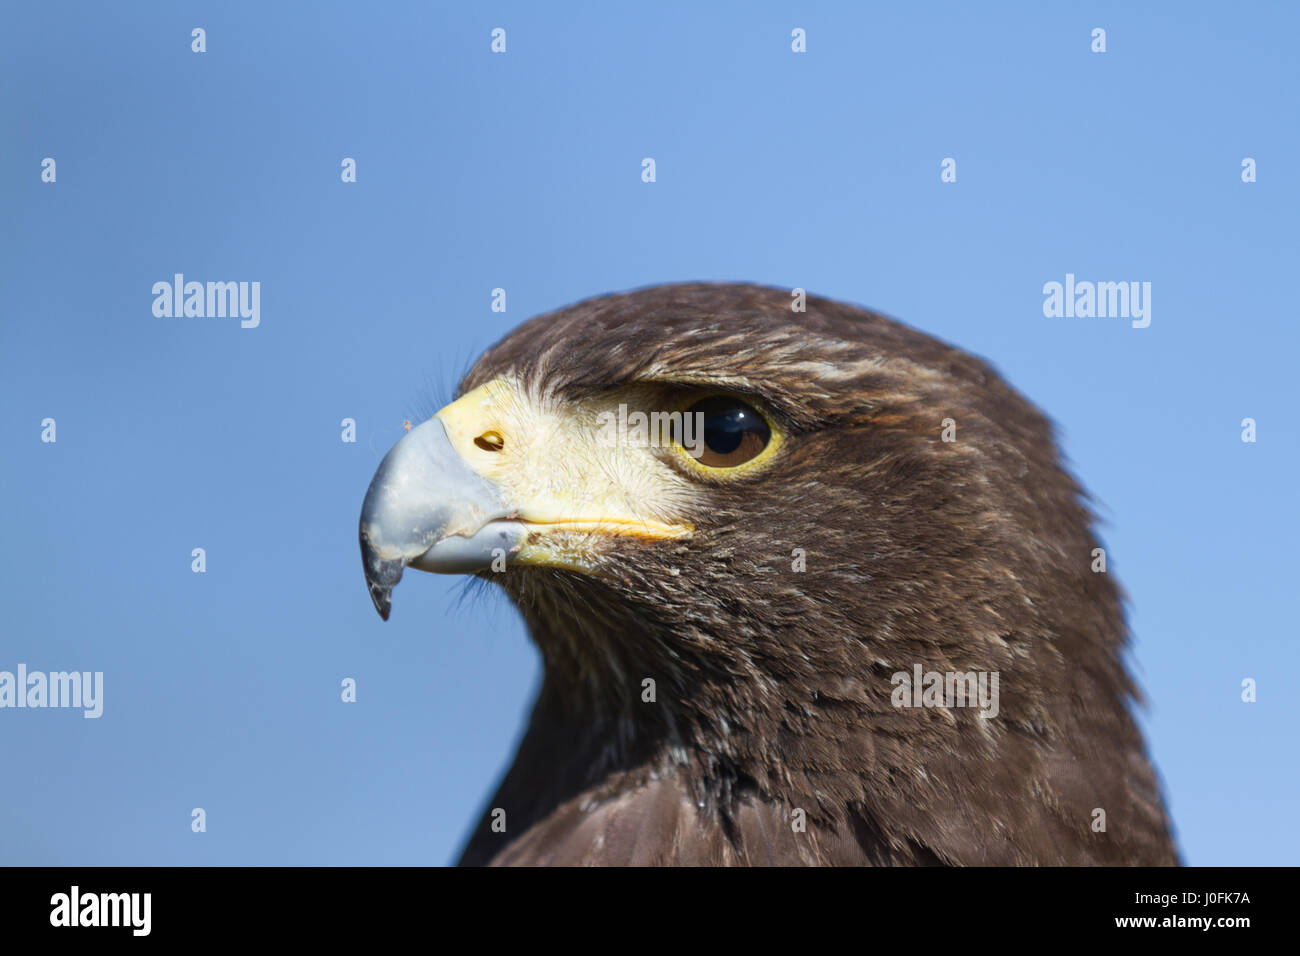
[685,396,770,467]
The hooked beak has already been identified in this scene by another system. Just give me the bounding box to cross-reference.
[359,378,695,620]
[358,417,521,620]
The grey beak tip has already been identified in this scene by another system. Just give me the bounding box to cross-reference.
[360,535,406,622]
[371,590,392,621]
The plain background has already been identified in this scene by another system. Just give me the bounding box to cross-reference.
[1,1,1295,865]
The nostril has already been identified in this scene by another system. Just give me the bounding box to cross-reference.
[474,430,505,452]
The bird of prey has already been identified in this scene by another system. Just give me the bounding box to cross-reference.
[359,282,1179,866]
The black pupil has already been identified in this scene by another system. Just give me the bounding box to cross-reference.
[686,396,769,463]
[704,409,749,454]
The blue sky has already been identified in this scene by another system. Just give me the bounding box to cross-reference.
[1,1,1295,865]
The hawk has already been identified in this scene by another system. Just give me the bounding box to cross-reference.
[359,283,1179,866]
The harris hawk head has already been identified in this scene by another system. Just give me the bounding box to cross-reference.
[359,282,1178,866]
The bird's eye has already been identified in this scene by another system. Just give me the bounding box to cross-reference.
[683,396,772,468]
